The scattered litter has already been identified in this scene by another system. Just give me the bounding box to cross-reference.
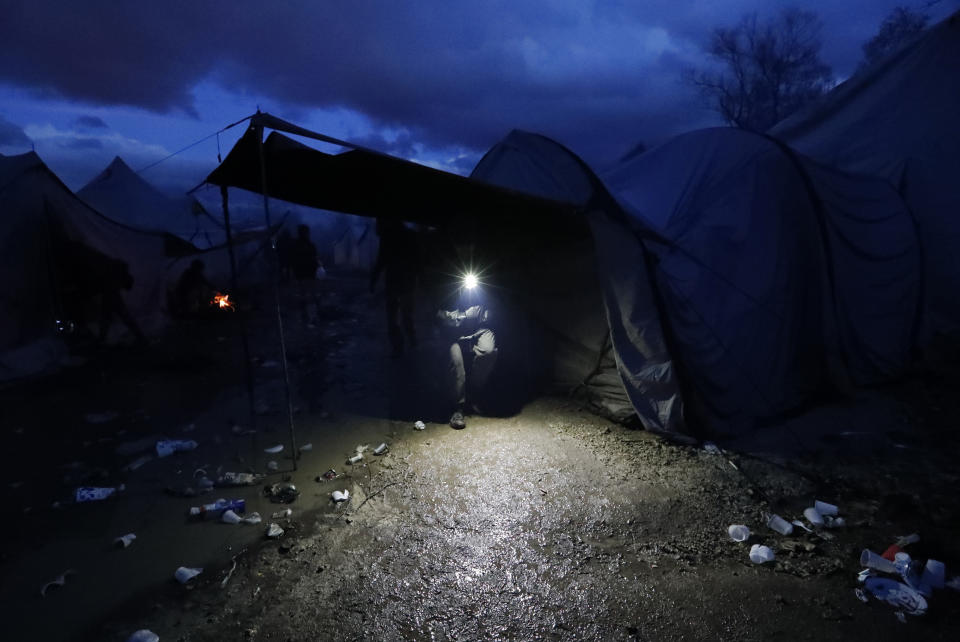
[114,533,137,548]
[220,558,238,589]
[189,498,245,517]
[40,569,77,597]
[854,588,869,603]
[122,455,153,472]
[791,520,814,533]
[703,441,721,455]
[921,559,946,590]
[156,439,198,458]
[373,442,388,455]
[267,460,279,472]
[803,507,824,528]
[766,513,793,536]
[174,566,203,584]
[242,512,263,525]
[271,508,292,519]
[863,577,927,616]
[216,472,265,487]
[75,484,124,502]
[316,469,338,482]
[727,524,750,542]
[126,630,159,642]
[231,424,256,436]
[84,411,119,424]
[414,420,426,431]
[264,444,284,454]
[814,500,839,516]
[347,453,363,465]
[861,549,898,574]
[749,544,775,564]
[222,509,243,524]
[266,523,284,538]
[299,443,313,452]
[331,489,350,503]
[263,483,299,504]
[355,444,369,454]
[824,516,845,529]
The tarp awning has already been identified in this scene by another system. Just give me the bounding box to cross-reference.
[203,114,582,235]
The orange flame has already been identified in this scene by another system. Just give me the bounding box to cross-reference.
[211,292,235,311]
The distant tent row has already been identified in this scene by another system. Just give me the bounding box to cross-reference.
[0,151,269,382]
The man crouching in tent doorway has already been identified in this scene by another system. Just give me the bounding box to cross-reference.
[435,269,498,430]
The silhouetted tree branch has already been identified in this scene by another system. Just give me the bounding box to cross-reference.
[859,5,930,70]
[686,8,833,132]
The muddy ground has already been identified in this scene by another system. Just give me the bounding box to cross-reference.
[2,274,959,641]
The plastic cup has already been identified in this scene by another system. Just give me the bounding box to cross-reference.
[921,559,946,590]
[221,509,242,524]
[749,544,775,564]
[348,454,363,464]
[728,525,751,542]
[803,507,824,528]
[814,500,839,516]
[861,549,898,574]
[766,514,794,536]
[373,443,387,455]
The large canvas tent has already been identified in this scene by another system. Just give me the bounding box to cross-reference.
[200,106,941,440]
[769,11,960,338]
[0,151,267,382]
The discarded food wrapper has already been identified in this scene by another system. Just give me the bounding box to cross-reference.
[348,453,363,465]
[299,443,313,452]
[727,524,750,542]
[319,469,338,481]
[266,523,284,538]
[264,444,284,454]
[241,512,262,525]
[222,509,243,524]
[331,489,350,503]
[40,569,77,597]
[114,533,137,548]
[267,460,279,472]
[355,444,369,454]
[414,420,426,431]
[174,566,203,584]
[803,507,824,528]
[814,500,839,516]
[373,442,388,455]
[766,514,793,536]
[156,439,198,458]
[75,484,124,503]
[217,472,264,487]
[271,508,292,519]
[863,577,927,616]
[749,544,775,564]
[126,630,159,642]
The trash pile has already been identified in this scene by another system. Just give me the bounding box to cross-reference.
[726,499,846,566]
[856,533,957,622]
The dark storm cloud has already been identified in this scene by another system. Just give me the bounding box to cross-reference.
[72,114,109,130]
[2,1,956,165]
[0,114,32,146]
[58,137,103,150]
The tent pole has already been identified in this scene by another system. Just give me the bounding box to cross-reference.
[220,185,258,429]
[255,121,299,470]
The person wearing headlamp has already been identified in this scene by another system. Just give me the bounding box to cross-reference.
[436,272,497,429]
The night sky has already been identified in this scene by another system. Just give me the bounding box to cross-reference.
[1,0,957,195]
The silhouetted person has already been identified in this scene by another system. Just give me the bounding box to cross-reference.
[370,218,420,356]
[59,240,146,345]
[436,282,497,429]
[289,224,320,325]
[170,259,217,318]
[276,228,294,283]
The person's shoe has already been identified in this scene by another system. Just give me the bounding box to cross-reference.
[449,410,466,430]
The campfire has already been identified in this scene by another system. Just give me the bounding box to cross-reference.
[211,292,236,311]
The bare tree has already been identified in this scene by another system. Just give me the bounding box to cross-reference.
[859,5,930,70]
[687,8,833,132]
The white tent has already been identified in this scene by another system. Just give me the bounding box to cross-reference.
[78,156,228,248]
[770,11,960,338]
